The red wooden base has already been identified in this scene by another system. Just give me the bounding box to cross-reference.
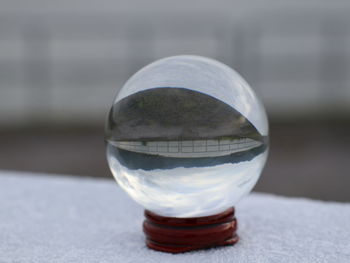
[143,207,238,253]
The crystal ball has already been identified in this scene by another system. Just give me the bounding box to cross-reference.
[106,55,269,218]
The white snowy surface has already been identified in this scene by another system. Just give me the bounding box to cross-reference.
[1,170,350,263]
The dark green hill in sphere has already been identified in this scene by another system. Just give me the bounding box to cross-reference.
[106,87,263,142]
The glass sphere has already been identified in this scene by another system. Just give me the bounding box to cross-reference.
[106,55,268,218]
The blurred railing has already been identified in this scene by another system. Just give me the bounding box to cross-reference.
[0,7,350,127]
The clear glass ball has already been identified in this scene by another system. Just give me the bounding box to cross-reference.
[106,55,268,218]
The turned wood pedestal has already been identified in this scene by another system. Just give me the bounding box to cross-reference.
[143,207,238,253]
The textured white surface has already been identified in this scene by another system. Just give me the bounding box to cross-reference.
[1,170,350,263]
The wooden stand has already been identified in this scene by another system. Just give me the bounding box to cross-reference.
[143,207,238,253]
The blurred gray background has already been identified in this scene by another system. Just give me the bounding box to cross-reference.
[0,0,349,201]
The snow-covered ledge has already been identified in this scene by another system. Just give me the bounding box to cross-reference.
[1,171,349,262]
